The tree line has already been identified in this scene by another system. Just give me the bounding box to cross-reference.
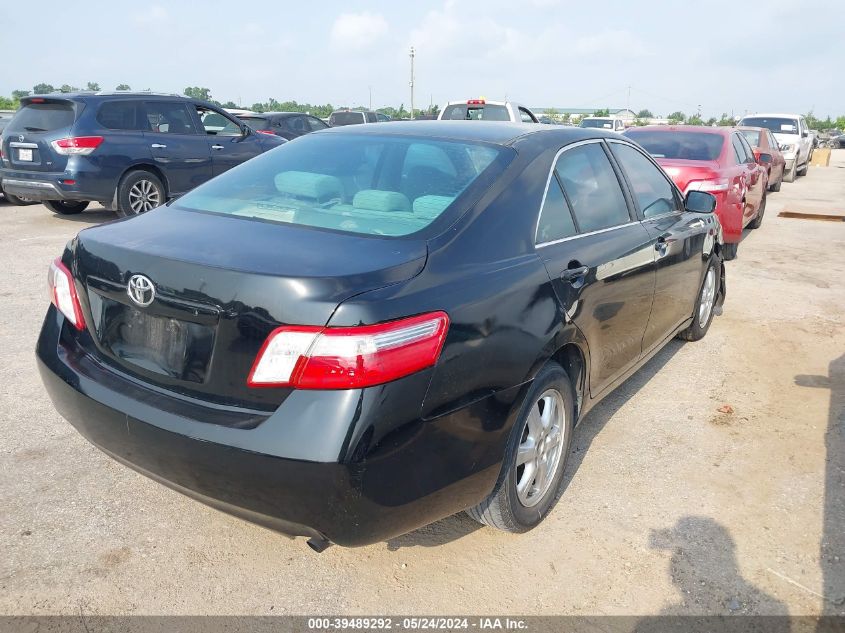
[2,84,843,130]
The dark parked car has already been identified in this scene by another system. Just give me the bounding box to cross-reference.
[328,110,380,126]
[0,93,285,217]
[237,112,329,140]
[37,122,724,548]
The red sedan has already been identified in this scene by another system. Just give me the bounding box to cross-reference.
[737,125,786,192]
[624,125,770,260]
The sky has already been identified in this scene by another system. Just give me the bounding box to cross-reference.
[2,0,844,118]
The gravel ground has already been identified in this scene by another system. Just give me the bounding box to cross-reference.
[0,152,843,617]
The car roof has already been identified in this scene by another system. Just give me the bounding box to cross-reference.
[23,91,187,101]
[316,120,618,145]
[241,112,305,118]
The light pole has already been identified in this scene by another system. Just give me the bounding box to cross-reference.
[368,85,372,111]
[409,46,415,120]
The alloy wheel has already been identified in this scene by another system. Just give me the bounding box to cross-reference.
[515,389,566,507]
[698,268,717,327]
[128,179,161,214]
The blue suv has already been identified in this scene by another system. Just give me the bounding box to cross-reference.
[0,93,285,216]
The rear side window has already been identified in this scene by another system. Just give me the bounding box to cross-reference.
[519,108,536,123]
[555,143,631,233]
[740,129,761,147]
[97,101,139,130]
[174,134,509,237]
[144,102,197,134]
[611,143,679,218]
[308,116,328,131]
[7,102,76,133]
[366,112,378,123]
[441,104,510,121]
[731,135,753,164]
[285,116,309,134]
[536,175,577,243]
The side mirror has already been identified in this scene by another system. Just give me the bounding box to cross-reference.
[757,152,773,165]
[685,190,716,214]
[802,131,809,138]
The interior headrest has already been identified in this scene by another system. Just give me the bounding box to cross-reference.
[412,195,454,219]
[352,190,411,213]
[274,171,343,201]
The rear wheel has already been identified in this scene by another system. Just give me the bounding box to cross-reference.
[768,173,782,192]
[466,362,574,532]
[723,242,738,261]
[117,170,165,217]
[44,200,89,215]
[797,160,808,177]
[2,192,36,206]
[748,193,766,229]
[678,262,718,342]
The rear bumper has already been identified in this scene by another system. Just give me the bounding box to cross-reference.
[0,168,113,203]
[36,307,518,546]
[714,197,742,243]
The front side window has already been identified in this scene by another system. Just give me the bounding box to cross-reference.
[174,134,510,237]
[611,143,679,218]
[198,107,242,136]
[285,116,308,135]
[737,134,757,163]
[144,102,197,134]
[240,116,272,131]
[555,143,631,233]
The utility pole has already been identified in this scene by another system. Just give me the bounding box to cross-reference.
[409,46,415,120]
[626,85,631,115]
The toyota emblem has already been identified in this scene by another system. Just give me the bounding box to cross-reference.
[127,274,156,307]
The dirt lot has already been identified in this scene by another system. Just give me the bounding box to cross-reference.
[0,153,843,618]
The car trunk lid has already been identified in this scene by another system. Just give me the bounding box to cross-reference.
[71,207,427,411]
[654,158,721,194]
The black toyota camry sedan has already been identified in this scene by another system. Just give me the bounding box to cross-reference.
[37,122,725,548]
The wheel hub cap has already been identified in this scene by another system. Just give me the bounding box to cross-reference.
[515,389,567,507]
[699,268,716,327]
[128,180,161,214]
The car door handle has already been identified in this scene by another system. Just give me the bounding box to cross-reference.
[560,265,589,282]
[211,145,224,150]
[150,143,167,149]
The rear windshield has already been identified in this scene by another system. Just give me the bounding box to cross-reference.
[739,129,761,146]
[240,116,272,131]
[441,104,510,121]
[175,133,510,237]
[330,111,366,126]
[7,101,76,133]
[625,130,725,161]
[580,118,614,129]
[740,117,799,134]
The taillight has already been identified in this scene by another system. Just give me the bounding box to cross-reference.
[48,258,85,330]
[467,99,486,105]
[256,130,276,135]
[686,179,729,193]
[50,136,104,156]
[248,312,450,389]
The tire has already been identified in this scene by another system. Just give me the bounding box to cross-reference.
[677,261,719,342]
[768,173,782,192]
[2,192,36,206]
[797,160,808,177]
[43,200,89,215]
[466,362,575,533]
[784,159,797,183]
[722,242,738,261]
[748,193,766,229]
[116,170,165,217]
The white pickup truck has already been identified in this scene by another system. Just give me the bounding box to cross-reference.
[738,113,813,182]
